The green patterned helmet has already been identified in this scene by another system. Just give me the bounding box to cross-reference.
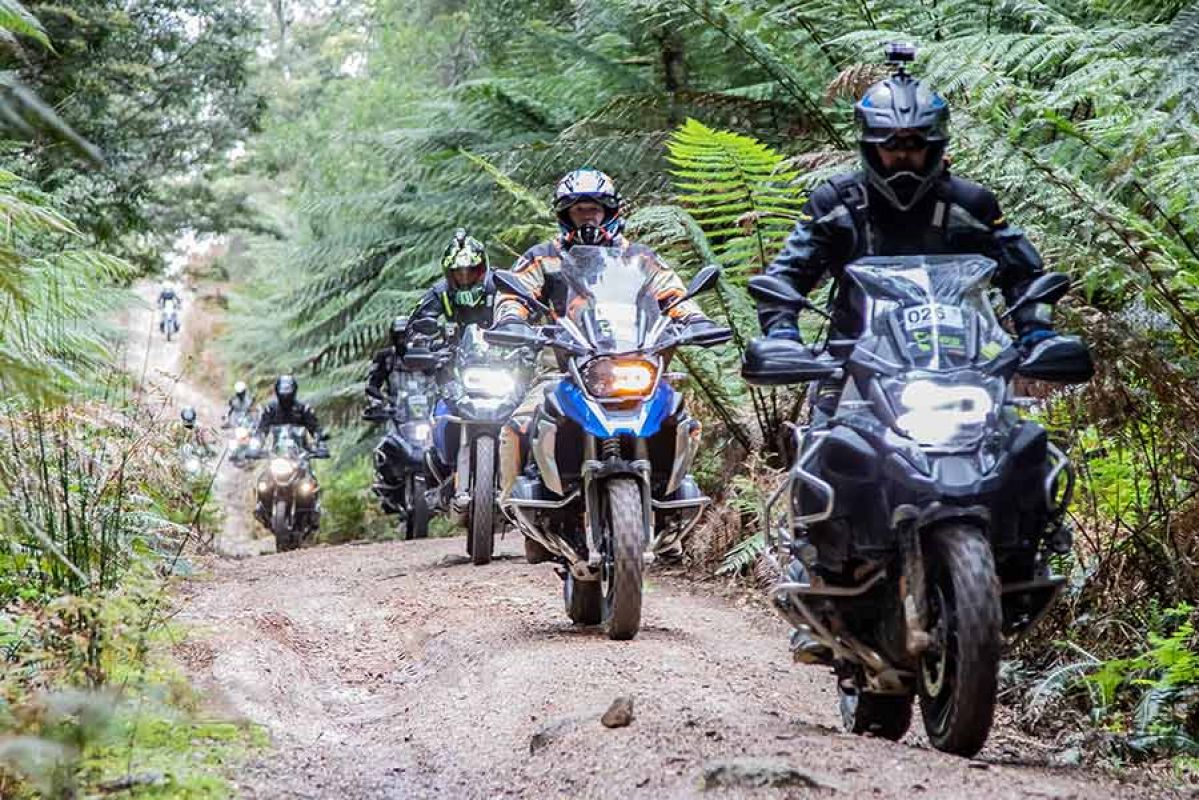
[441,228,489,308]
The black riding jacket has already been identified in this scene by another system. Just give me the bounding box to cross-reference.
[758,169,1045,338]
[255,399,323,439]
[410,274,497,330]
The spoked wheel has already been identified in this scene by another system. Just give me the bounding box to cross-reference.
[918,524,1001,756]
[602,478,644,640]
[406,475,429,540]
[839,682,913,741]
[564,572,602,625]
[271,498,298,552]
[469,436,495,565]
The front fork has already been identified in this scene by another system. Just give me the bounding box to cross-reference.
[581,435,653,569]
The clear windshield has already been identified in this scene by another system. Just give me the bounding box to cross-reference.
[269,425,308,457]
[844,255,1009,370]
[558,245,663,354]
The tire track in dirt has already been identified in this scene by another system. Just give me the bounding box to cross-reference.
[178,535,1172,799]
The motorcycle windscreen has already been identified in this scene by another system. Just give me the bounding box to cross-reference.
[844,255,1011,370]
[268,424,308,457]
[558,245,663,354]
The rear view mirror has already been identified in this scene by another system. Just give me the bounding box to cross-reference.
[1017,335,1094,384]
[494,270,550,316]
[663,265,723,314]
[1003,273,1071,320]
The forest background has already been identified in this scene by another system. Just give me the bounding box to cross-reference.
[0,0,1198,795]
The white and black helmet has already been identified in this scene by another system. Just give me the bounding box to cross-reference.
[553,168,622,245]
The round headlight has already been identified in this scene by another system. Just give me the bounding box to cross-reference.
[270,457,295,480]
[461,367,516,397]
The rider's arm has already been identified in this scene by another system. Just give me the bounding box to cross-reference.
[255,403,275,436]
[365,349,392,395]
[494,248,547,324]
[758,182,851,338]
[411,281,449,326]
[301,404,324,439]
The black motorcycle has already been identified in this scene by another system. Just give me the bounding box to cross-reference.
[432,323,533,566]
[365,348,442,540]
[741,255,1092,756]
[251,424,331,552]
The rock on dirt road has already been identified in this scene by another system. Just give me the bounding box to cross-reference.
[176,534,1173,800]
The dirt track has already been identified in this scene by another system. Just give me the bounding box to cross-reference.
[123,282,1173,799]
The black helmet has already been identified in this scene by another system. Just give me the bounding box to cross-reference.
[390,316,409,350]
[553,168,622,246]
[180,406,197,428]
[854,45,949,211]
[275,374,298,409]
[441,229,489,309]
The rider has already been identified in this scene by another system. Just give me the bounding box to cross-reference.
[157,283,182,309]
[492,167,725,561]
[754,47,1056,661]
[411,229,496,329]
[365,316,411,404]
[223,381,255,424]
[179,406,217,460]
[256,375,325,443]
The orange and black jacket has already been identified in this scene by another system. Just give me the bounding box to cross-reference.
[494,235,706,325]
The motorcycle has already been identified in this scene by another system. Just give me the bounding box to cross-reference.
[740,255,1093,755]
[487,245,732,640]
[365,347,442,540]
[432,321,532,565]
[223,410,260,469]
[251,424,330,552]
[160,298,181,342]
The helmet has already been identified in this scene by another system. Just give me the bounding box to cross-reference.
[553,168,622,246]
[180,406,197,428]
[441,228,489,309]
[854,47,949,211]
[233,380,247,397]
[390,316,409,350]
[275,374,298,410]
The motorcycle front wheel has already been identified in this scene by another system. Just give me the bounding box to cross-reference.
[918,523,1001,756]
[272,498,299,552]
[602,478,644,640]
[469,436,495,565]
[406,475,429,540]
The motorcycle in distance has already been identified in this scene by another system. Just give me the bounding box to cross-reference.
[249,425,331,552]
[431,319,532,566]
[223,410,261,470]
[487,246,732,640]
[160,297,181,342]
[740,254,1093,756]
[364,344,443,540]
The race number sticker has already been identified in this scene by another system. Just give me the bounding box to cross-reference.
[902,303,964,331]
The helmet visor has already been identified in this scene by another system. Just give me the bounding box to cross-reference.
[449,265,485,288]
[553,192,620,214]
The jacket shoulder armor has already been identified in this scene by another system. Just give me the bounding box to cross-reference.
[809,176,858,216]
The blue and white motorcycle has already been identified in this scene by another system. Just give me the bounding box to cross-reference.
[488,246,731,639]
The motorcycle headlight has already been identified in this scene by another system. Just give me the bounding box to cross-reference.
[184,457,202,474]
[270,457,295,480]
[891,377,998,446]
[235,426,250,442]
[409,422,431,443]
[298,479,316,496]
[582,357,657,399]
[461,367,516,398]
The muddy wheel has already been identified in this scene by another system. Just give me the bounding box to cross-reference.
[272,499,297,552]
[470,436,495,565]
[919,524,1001,757]
[406,475,429,540]
[603,478,644,640]
[564,573,602,625]
[839,684,913,741]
